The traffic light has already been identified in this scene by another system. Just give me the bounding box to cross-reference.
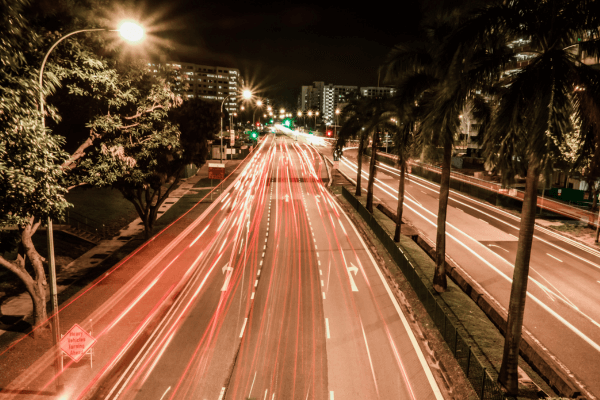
[270,118,274,124]
[256,122,260,127]
[250,130,258,140]
[326,130,332,137]
[282,118,292,128]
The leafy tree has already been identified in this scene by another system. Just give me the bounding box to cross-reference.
[457,0,600,393]
[75,75,188,239]
[0,0,70,334]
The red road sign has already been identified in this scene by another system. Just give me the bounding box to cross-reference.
[60,323,96,363]
[208,163,225,180]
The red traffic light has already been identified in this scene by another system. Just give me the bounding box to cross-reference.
[327,131,332,136]
[256,122,260,127]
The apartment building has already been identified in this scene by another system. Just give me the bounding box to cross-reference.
[298,82,359,123]
[148,61,242,114]
[359,86,396,99]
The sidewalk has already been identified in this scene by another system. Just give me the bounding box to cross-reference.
[0,159,242,348]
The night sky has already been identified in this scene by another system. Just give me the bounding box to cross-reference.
[143,0,425,106]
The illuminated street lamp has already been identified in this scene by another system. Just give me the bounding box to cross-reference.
[38,20,145,392]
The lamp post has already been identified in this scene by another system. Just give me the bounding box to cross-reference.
[252,99,263,127]
[222,89,252,163]
[314,111,319,131]
[334,108,340,138]
[38,21,144,392]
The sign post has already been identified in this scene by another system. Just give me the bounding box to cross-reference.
[208,163,225,200]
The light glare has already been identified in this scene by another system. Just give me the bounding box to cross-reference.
[118,21,144,42]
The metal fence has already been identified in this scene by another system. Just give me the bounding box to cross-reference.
[341,186,510,400]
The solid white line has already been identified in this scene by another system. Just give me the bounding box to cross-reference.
[547,253,563,263]
[325,318,330,338]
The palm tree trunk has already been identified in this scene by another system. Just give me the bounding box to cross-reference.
[433,140,452,293]
[499,162,540,395]
[394,160,406,242]
[355,132,365,196]
[366,132,379,213]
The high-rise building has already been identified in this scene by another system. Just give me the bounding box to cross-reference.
[298,82,359,123]
[359,86,396,99]
[148,61,242,114]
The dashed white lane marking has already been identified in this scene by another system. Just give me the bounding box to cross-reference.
[257,269,261,276]
[330,391,334,400]
[254,280,258,287]
[240,318,248,337]
[325,318,330,338]
[260,260,263,266]
[321,280,324,287]
[264,245,267,250]
[262,252,265,258]
[547,253,563,262]
[265,238,268,242]
[251,292,255,300]
[318,260,321,266]
[218,387,226,400]
[322,292,326,299]
[316,253,320,257]
[319,270,322,275]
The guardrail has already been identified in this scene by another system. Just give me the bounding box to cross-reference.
[370,150,599,228]
[341,186,508,400]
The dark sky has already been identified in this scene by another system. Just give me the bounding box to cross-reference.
[143,0,424,106]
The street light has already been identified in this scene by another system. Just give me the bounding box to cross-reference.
[221,89,253,162]
[38,20,144,392]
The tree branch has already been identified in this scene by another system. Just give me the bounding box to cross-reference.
[122,103,164,120]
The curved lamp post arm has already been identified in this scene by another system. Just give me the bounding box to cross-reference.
[38,28,107,127]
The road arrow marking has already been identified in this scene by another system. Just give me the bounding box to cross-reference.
[347,263,359,292]
[221,263,233,291]
[487,244,509,252]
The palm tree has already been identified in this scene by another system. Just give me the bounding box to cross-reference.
[456,0,600,394]
[384,14,502,293]
[336,98,380,197]
[392,115,417,241]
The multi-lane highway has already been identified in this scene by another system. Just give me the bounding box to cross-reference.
[1,134,444,400]
[319,143,600,398]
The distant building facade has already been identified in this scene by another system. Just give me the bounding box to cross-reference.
[359,86,396,99]
[298,81,360,124]
[148,61,242,114]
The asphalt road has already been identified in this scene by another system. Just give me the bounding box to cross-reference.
[316,141,600,398]
[5,134,445,400]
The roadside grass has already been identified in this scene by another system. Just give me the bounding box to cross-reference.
[64,186,139,232]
